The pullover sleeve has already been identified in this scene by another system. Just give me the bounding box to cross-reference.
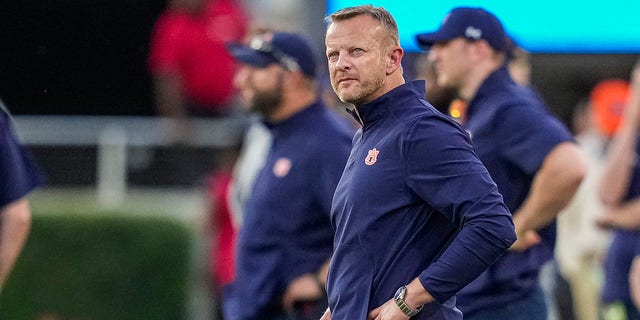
[404,116,516,302]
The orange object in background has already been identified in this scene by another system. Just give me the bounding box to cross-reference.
[449,99,468,125]
[590,79,630,138]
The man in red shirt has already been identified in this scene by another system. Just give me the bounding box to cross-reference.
[148,0,248,141]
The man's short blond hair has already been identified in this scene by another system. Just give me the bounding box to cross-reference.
[325,5,400,47]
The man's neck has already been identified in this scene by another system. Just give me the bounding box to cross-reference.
[267,90,316,123]
[459,57,505,102]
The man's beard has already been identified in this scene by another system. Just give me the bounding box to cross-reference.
[338,76,384,106]
[250,72,284,119]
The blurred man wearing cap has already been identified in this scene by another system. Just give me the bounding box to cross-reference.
[322,5,516,320]
[417,7,587,320]
[223,31,353,320]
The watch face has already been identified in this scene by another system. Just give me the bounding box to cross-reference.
[394,286,406,300]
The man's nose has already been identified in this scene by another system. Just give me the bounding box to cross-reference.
[335,54,351,70]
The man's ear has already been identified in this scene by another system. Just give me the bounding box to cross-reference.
[284,69,302,86]
[475,40,497,60]
[387,46,404,75]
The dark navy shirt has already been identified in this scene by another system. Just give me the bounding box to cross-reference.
[0,106,43,208]
[601,139,640,305]
[226,101,353,320]
[457,67,574,314]
[328,81,515,320]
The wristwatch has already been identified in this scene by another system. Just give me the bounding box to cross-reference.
[394,286,423,317]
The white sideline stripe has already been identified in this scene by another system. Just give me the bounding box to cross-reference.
[12,115,247,147]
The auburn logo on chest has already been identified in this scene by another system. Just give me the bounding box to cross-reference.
[365,148,380,166]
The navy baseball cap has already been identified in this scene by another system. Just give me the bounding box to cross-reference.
[416,7,507,52]
[227,32,317,78]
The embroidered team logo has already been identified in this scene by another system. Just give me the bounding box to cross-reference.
[364,148,379,166]
[273,157,292,177]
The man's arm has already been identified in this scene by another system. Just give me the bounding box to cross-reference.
[154,73,187,120]
[0,197,32,289]
[282,258,331,311]
[595,197,640,230]
[598,62,640,206]
[631,256,640,310]
[367,277,434,320]
[510,142,587,251]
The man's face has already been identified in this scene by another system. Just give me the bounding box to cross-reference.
[325,14,389,105]
[428,38,474,92]
[233,63,284,118]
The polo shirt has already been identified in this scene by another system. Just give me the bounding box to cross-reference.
[328,81,515,319]
[225,101,353,320]
[457,66,574,315]
[0,107,44,207]
[601,139,640,306]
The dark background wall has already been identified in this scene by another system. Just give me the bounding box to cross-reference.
[0,0,165,115]
[530,54,638,126]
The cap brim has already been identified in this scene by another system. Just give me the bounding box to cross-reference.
[226,43,277,68]
[415,31,455,50]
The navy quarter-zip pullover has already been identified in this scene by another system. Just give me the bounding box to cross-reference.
[328,81,516,319]
[226,101,353,320]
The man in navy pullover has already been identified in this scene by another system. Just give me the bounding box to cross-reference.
[321,5,516,319]
[417,7,587,320]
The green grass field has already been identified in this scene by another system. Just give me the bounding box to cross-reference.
[2,186,216,320]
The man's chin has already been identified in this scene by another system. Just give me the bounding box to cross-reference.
[337,92,360,105]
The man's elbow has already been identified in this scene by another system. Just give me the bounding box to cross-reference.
[565,150,588,196]
[12,207,32,230]
[554,142,588,198]
[2,198,33,232]
[545,143,588,212]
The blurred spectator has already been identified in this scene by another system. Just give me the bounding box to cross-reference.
[223,31,353,319]
[208,28,275,320]
[505,39,580,320]
[0,99,44,292]
[148,2,248,315]
[148,0,248,142]
[555,79,629,320]
[597,60,640,320]
[417,7,587,319]
[227,26,275,230]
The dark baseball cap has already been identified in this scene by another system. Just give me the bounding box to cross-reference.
[416,7,507,52]
[227,32,317,78]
